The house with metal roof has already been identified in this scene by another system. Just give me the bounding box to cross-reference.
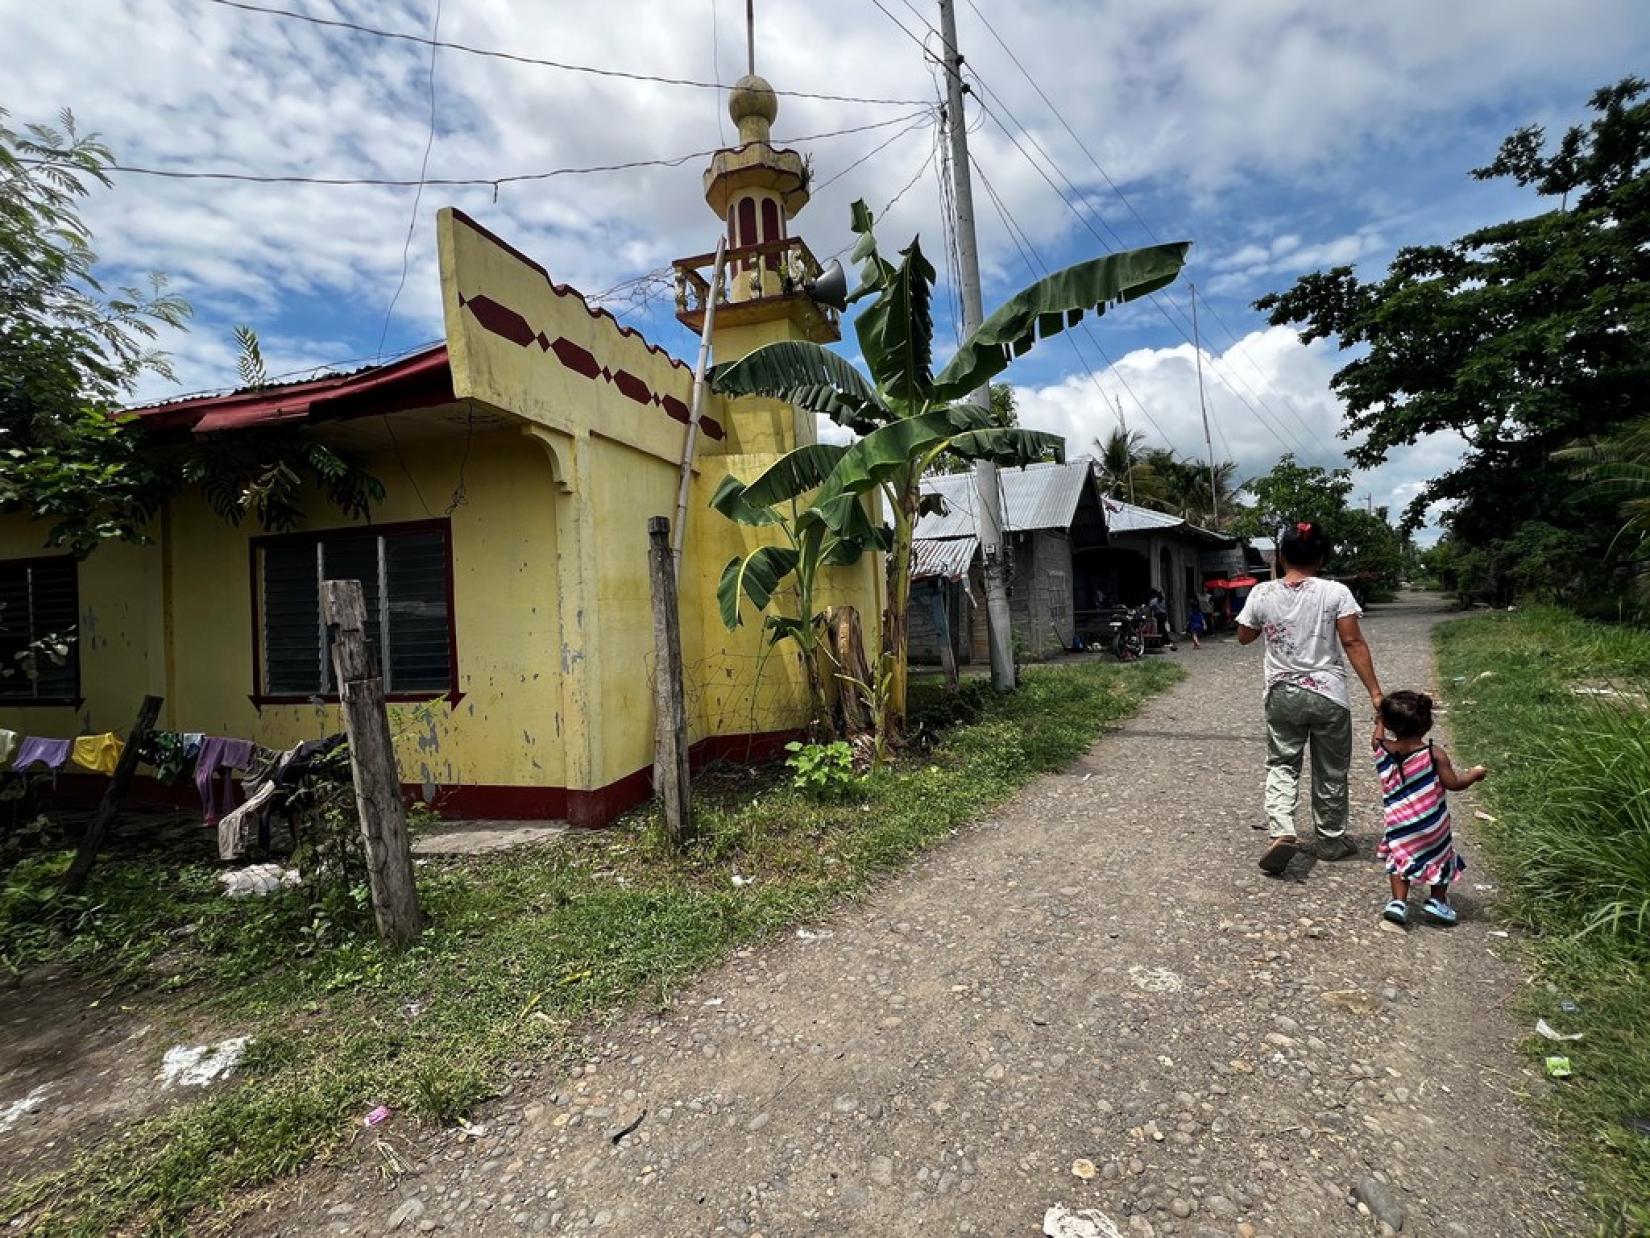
[909,458,1108,665]
[910,459,1242,667]
[1094,492,1235,638]
[0,75,883,829]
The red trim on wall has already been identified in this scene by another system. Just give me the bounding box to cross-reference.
[35,731,803,831]
[447,209,689,372]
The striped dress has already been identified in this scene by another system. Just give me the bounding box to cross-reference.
[1374,739,1466,886]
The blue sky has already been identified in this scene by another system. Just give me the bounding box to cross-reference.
[5,0,1648,537]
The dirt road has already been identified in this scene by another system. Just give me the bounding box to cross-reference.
[270,593,1577,1237]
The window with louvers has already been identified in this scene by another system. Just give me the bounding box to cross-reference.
[260,526,452,696]
[0,558,79,701]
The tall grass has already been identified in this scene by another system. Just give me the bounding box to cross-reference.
[1436,606,1650,1230]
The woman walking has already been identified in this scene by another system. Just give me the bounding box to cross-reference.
[1236,522,1384,875]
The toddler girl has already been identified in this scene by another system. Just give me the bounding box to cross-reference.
[1374,690,1487,926]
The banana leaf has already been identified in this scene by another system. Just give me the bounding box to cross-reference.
[740,442,850,509]
[708,473,783,527]
[810,411,960,529]
[946,428,1068,468]
[853,236,937,407]
[718,546,801,630]
[710,340,885,430]
[932,242,1192,401]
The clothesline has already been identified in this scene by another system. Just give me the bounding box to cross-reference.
[0,726,348,862]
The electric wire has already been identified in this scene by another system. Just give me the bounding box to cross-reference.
[952,0,1344,464]
[201,0,929,106]
[36,111,934,190]
[861,0,1318,462]
[971,154,1179,456]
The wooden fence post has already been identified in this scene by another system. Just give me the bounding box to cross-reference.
[61,693,163,896]
[322,579,424,947]
[647,517,692,847]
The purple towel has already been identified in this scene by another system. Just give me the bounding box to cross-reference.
[13,737,72,771]
[195,736,256,826]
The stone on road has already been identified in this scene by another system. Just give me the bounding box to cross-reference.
[264,594,1577,1236]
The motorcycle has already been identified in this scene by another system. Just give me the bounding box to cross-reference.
[1102,606,1146,662]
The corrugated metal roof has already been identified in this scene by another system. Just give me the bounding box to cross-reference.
[1100,496,1185,534]
[1100,495,1236,547]
[911,536,979,581]
[917,459,1092,539]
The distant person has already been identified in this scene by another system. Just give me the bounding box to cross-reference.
[1148,589,1177,651]
[1187,604,1205,649]
[1236,521,1383,875]
[1373,690,1486,927]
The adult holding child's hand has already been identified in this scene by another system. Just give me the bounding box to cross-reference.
[1235,522,1384,876]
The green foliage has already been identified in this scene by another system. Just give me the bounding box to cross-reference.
[0,658,1181,1235]
[929,385,1036,473]
[1256,78,1650,586]
[0,110,385,553]
[783,739,857,797]
[234,325,268,388]
[1436,608,1650,1226]
[1230,453,1405,593]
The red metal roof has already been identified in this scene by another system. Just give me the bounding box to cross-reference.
[129,345,454,436]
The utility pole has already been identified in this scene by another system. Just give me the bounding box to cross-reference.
[1189,283,1219,527]
[745,0,755,75]
[938,0,1015,692]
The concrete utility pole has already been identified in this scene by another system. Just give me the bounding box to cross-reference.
[938,0,1016,692]
[1189,282,1219,527]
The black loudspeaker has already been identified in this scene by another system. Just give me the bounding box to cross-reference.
[805,258,849,310]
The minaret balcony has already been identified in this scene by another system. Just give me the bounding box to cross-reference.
[673,237,841,345]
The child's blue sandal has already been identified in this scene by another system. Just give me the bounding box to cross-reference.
[1382,899,1409,926]
[1422,898,1458,926]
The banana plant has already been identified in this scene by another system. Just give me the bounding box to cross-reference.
[711,472,885,735]
[712,199,1190,729]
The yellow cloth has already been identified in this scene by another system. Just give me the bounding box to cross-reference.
[72,732,124,776]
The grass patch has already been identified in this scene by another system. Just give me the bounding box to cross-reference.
[1435,606,1650,1233]
[0,657,1180,1235]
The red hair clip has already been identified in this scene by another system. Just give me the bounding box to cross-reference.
[1296,521,1312,534]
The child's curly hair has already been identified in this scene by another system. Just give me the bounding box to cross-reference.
[1379,690,1434,740]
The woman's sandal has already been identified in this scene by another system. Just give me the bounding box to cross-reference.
[1382,899,1409,926]
[1258,837,1299,876]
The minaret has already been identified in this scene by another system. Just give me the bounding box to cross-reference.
[673,74,842,365]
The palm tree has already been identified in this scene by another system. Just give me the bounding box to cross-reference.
[1562,418,1650,558]
[712,201,1188,730]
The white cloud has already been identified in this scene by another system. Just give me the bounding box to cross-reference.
[3,0,1642,440]
[1011,325,1466,535]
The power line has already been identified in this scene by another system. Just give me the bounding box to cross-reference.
[38,111,932,190]
[971,153,1180,456]
[863,0,1320,463]
[952,2,1343,466]
[813,111,937,192]
[962,0,1160,246]
[201,0,928,107]
[1191,285,1342,462]
[966,82,1316,461]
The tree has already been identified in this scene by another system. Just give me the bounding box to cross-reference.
[0,111,384,554]
[0,108,190,554]
[1255,78,1650,575]
[1231,454,1404,595]
[1137,448,1237,529]
[709,471,884,734]
[713,199,1189,730]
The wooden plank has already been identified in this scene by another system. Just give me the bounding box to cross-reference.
[61,694,163,896]
[647,517,692,847]
[322,579,424,946]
